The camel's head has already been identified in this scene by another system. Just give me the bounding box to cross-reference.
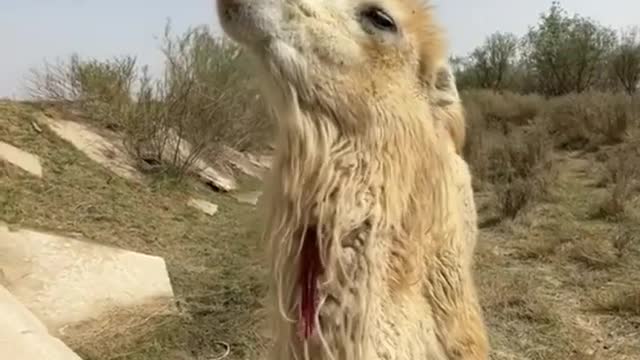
[217,0,459,137]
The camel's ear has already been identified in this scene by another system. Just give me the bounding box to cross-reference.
[430,62,466,154]
[432,63,460,106]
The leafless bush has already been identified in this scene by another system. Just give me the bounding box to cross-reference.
[594,138,640,219]
[28,54,136,129]
[488,122,554,218]
[121,23,272,177]
[461,90,550,201]
[462,90,544,132]
[461,92,554,219]
[545,91,637,150]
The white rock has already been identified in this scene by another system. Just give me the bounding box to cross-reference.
[188,198,219,216]
[0,224,175,335]
[0,141,43,177]
[0,285,83,360]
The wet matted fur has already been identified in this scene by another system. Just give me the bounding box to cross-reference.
[217,0,489,359]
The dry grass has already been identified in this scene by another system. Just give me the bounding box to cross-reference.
[568,236,619,270]
[480,271,559,324]
[461,90,544,131]
[593,288,640,316]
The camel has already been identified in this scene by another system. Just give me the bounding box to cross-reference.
[216,0,489,359]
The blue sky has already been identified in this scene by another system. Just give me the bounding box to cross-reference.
[1,0,637,98]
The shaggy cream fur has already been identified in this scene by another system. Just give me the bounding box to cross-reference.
[217,0,489,359]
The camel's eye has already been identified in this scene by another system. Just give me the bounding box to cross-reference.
[360,6,397,33]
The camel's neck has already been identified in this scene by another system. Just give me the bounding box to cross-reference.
[263,105,447,360]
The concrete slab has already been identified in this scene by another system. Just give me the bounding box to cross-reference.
[233,191,262,206]
[254,154,273,169]
[0,285,83,360]
[164,129,238,192]
[41,113,240,191]
[0,141,43,177]
[188,198,218,217]
[222,146,267,179]
[0,224,175,335]
[41,116,143,183]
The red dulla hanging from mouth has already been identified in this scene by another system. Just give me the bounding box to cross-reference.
[298,227,323,339]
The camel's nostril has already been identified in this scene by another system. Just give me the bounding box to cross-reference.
[216,0,251,23]
[216,0,254,44]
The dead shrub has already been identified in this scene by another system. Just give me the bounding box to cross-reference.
[28,54,136,130]
[460,91,554,217]
[592,138,640,219]
[611,225,639,257]
[461,89,544,132]
[568,237,618,269]
[487,121,554,218]
[461,99,488,187]
[545,91,637,150]
[480,272,558,324]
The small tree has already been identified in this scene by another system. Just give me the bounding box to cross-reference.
[468,32,519,90]
[610,27,640,94]
[523,1,616,95]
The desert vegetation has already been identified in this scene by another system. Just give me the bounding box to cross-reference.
[1,1,639,359]
[27,21,272,180]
